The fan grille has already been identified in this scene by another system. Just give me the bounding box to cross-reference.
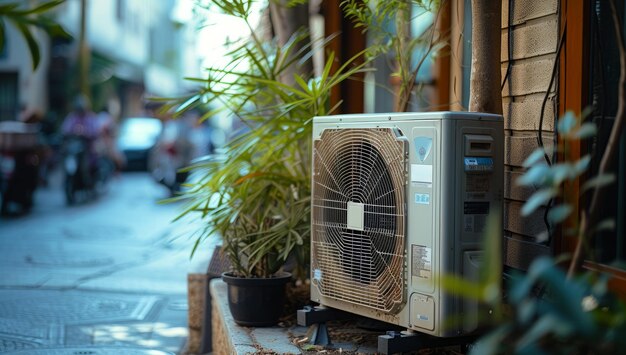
[312,128,407,312]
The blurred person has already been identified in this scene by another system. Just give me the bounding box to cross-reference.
[60,96,102,203]
[61,96,99,140]
[96,108,125,172]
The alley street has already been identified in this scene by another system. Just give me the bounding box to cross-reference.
[0,172,212,354]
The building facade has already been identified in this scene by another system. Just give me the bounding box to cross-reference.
[325,0,626,294]
[0,0,203,123]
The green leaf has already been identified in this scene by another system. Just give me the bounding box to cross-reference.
[517,300,536,325]
[175,94,201,114]
[558,111,577,134]
[479,209,503,305]
[190,237,201,259]
[593,219,615,233]
[546,204,572,224]
[16,0,65,15]
[550,163,574,185]
[13,21,40,70]
[469,325,512,355]
[517,315,570,352]
[581,173,615,193]
[0,19,5,51]
[0,4,20,13]
[510,257,553,303]
[574,155,591,174]
[573,122,597,139]
[294,74,312,94]
[523,149,548,168]
[440,274,485,300]
[517,164,549,186]
[521,188,556,216]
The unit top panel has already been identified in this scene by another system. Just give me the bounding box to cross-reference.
[313,111,503,124]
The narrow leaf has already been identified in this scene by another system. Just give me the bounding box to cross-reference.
[13,21,40,69]
[581,173,615,193]
[521,189,556,216]
[557,111,577,134]
[593,219,615,233]
[517,164,549,186]
[546,204,572,224]
[573,122,597,139]
[0,19,5,50]
[469,325,512,355]
[523,149,548,168]
[516,315,565,351]
[574,155,591,174]
[17,0,65,15]
[482,209,503,293]
[550,164,574,185]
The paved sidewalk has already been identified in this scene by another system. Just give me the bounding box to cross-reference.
[0,173,214,354]
[0,289,187,353]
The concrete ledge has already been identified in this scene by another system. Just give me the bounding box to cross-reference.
[210,279,304,355]
[186,245,217,354]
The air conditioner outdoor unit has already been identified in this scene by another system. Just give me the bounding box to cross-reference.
[310,112,503,337]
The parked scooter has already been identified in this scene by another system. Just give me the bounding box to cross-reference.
[62,136,113,205]
[0,121,41,216]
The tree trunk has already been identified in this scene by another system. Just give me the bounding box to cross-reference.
[78,0,91,101]
[468,0,502,114]
[394,0,412,112]
[269,1,313,85]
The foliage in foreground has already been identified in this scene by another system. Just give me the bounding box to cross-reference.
[445,112,626,354]
[0,0,70,70]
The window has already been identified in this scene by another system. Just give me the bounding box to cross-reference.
[587,0,626,267]
[0,72,18,121]
[364,3,437,113]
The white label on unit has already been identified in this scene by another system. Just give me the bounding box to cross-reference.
[313,269,322,281]
[411,164,433,184]
[411,245,432,279]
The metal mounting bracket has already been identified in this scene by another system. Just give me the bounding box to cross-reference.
[378,330,477,354]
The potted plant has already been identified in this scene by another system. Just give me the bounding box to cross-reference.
[168,0,368,326]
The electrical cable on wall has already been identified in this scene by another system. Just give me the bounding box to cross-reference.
[539,21,566,167]
[537,20,566,241]
[500,0,513,91]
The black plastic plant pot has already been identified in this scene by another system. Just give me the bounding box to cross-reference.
[222,272,291,327]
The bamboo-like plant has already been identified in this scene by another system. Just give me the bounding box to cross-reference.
[168,0,369,279]
[441,112,626,354]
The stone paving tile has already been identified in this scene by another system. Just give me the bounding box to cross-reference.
[0,290,160,325]
[0,339,37,353]
[0,289,187,353]
[0,173,197,354]
[0,267,50,287]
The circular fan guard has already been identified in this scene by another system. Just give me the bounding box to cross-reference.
[312,128,407,312]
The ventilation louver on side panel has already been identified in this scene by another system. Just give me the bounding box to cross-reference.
[312,128,407,313]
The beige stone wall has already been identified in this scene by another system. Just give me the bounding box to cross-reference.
[501,0,559,269]
[211,291,232,355]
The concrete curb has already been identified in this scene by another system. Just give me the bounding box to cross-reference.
[209,279,302,355]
